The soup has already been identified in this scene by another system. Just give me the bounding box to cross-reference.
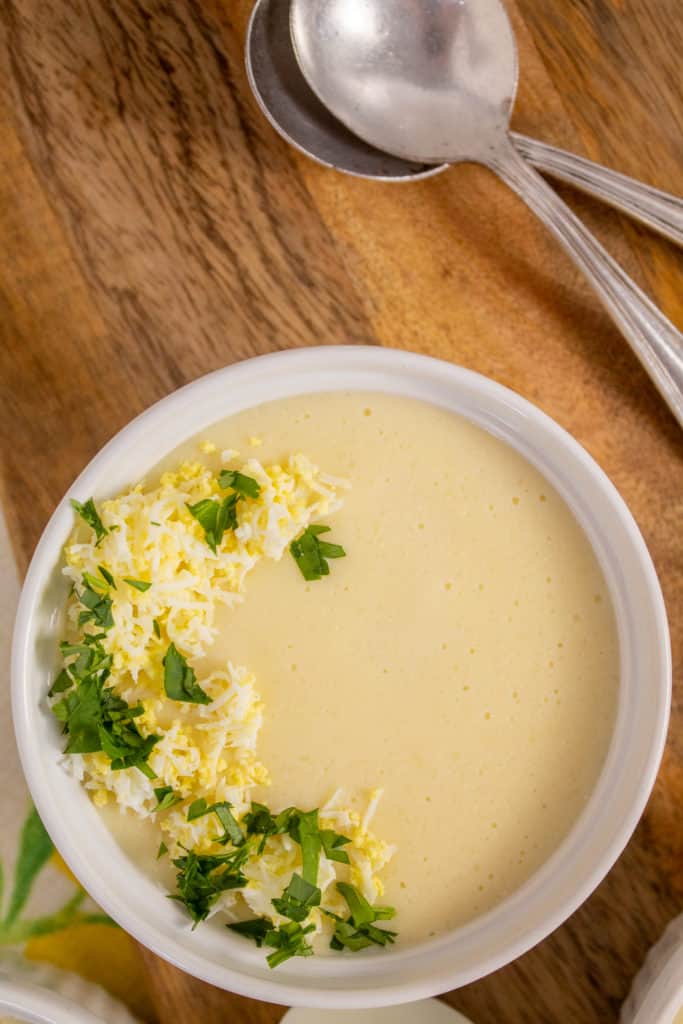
[55,392,619,956]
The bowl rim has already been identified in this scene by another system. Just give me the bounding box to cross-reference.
[11,346,671,1008]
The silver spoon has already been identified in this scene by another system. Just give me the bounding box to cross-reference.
[246,0,683,248]
[249,0,683,426]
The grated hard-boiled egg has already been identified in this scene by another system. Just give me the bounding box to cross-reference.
[58,448,394,941]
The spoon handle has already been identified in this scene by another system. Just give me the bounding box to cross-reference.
[489,141,683,429]
[512,133,683,248]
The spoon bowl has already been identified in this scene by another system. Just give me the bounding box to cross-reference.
[290,0,519,166]
[246,0,444,180]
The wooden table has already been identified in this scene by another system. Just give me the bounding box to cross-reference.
[0,2,681,1021]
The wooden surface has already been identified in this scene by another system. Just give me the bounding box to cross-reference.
[0,1,681,1021]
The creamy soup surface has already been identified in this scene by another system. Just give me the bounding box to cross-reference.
[108,391,619,945]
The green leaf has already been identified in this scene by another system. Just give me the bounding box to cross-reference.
[329,882,397,952]
[212,804,245,847]
[48,668,73,698]
[3,806,54,927]
[123,578,152,592]
[70,498,109,545]
[186,495,238,554]
[227,917,271,947]
[218,470,261,500]
[295,809,321,886]
[271,873,321,923]
[290,524,346,581]
[82,572,108,593]
[186,799,244,847]
[169,848,248,927]
[163,644,210,705]
[336,882,395,927]
[320,829,350,865]
[52,639,158,775]
[154,787,182,811]
[98,565,116,588]
[157,842,168,860]
[264,920,315,968]
[329,919,375,952]
[77,580,114,631]
[186,798,209,821]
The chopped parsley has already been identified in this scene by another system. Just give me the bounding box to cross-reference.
[293,809,322,885]
[218,470,261,500]
[263,921,316,969]
[154,786,182,811]
[319,829,351,865]
[328,883,397,952]
[186,798,244,847]
[227,918,315,969]
[97,565,116,588]
[186,496,238,554]
[157,841,168,860]
[271,873,321,923]
[227,917,270,946]
[124,578,152,592]
[162,643,210,705]
[243,802,350,873]
[174,802,398,967]
[169,848,249,927]
[51,637,158,775]
[77,577,114,631]
[290,524,346,581]
[70,498,109,545]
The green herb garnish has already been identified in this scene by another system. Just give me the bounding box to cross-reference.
[186,496,238,554]
[157,841,168,860]
[328,882,397,952]
[264,921,316,968]
[290,525,346,581]
[227,917,271,947]
[292,809,322,886]
[124,578,151,592]
[218,470,261,500]
[48,668,73,697]
[169,849,249,927]
[70,498,109,545]
[153,618,161,638]
[77,578,114,631]
[186,798,244,847]
[243,802,293,854]
[162,643,210,705]
[243,803,349,871]
[271,873,321,923]
[154,786,182,811]
[51,637,158,774]
[97,565,116,588]
[319,829,351,865]
[227,917,315,968]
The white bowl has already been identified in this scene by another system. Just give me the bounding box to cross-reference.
[12,347,671,1009]
[0,958,139,1024]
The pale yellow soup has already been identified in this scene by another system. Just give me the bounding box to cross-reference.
[110,391,619,945]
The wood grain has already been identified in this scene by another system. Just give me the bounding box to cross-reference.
[0,1,681,1022]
